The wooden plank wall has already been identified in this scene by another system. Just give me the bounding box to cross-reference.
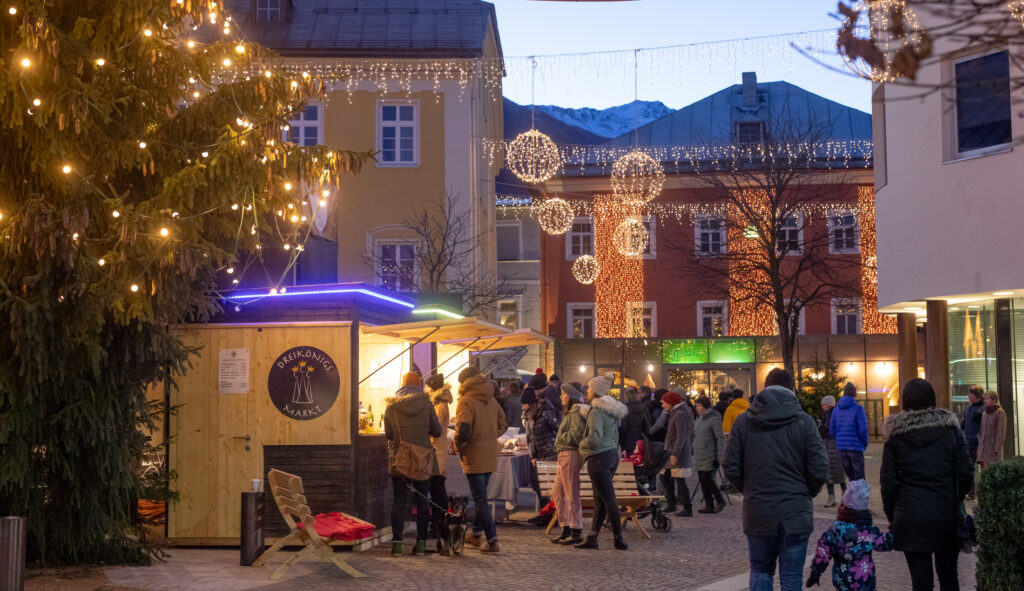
[354,435,391,530]
[167,323,352,540]
[263,445,352,537]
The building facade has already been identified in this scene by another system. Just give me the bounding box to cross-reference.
[873,4,1022,457]
[228,0,504,315]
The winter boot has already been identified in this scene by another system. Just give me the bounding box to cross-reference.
[391,541,403,556]
[675,505,693,517]
[613,535,629,550]
[714,500,726,513]
[561,528,584,546]
[551,526,572,544]
[413,540,427,556]
[698,504,716,514]
[575,534,599,549]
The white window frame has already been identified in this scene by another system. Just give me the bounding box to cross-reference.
[567,302,596,339]
[374,239,419,292]
[776,213,803,255]
[641,215,657,259]
[828,209,860,255]
[831,298,862,335]
[947,46,1013,161]
[565,216,594,260]
[496,220,523,262]
[283,103,322,147]
[377,100,420,167]
[256,0,282,22]
[627,301,657,338]
[498,297,522,331]
[697,300,729,338]
[694,214,727,257]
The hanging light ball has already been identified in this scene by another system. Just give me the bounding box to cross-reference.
[837,0,925,83]
[1011,0,1024,24]
[572,255,600,285]
[613,217,649,257]
[611,150,664,204]
[506,129,561,184]
[536,197,574,235]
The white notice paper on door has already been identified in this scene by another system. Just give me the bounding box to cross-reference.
[218,348,250,394]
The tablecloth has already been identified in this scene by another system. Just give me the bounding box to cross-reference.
[444,453,531,502]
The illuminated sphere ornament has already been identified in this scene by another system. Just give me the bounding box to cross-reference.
[506,129,561,184]
[611,150,664,204]
[613,217,649,257]
[1011,0,1024,24]
[536,197,574,235]
[837,0,925,83]
[572,254,600,285]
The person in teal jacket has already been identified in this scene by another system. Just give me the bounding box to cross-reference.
[550,382,590,546]
[576,373,629,551]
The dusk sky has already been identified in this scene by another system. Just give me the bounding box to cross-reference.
[492,0,872,113]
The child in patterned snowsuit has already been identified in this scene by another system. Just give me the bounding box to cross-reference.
[807,479,893,591]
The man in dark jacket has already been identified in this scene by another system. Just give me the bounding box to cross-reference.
[714,389,733,416]
[829,382,868,480]
[961,385,984,462]
[620,388,652,455]
[724,369,829,591]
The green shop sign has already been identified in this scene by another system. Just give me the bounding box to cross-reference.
[708,338,756,363]
[662,339,708,364]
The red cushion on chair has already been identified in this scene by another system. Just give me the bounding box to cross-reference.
[296,512,375,541]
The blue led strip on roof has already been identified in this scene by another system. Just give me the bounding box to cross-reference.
[224,286,415,309]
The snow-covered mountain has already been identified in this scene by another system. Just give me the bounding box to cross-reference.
[529,100,672,139]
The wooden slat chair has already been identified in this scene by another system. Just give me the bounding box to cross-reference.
[537,461,659,540]
[253,469,368,580]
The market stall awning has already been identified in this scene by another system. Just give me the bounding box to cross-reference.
[360,317,509,344]
[441,328,554,352]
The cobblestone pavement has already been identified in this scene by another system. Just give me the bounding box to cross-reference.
[26,443,977,590]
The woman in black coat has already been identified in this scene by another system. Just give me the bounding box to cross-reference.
[881,378,973,591]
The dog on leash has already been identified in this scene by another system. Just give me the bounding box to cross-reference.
[438,495,469,556]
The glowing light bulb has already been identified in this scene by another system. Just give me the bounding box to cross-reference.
[235,44,245,54]
[286,203,294,209]
[270,288,278,295]
[71,233,79,241]
[321,190,330,197]
[32,98,40,106]
[280,287,287,294]
[98,258,105,266]
[187,40,195,48]
[138,141,146,149]
[283,244,291,251]
[19,57,30,68]
[143,29,152,37]
[95,58,105,66]
[172,211,180,218]
[290,80,298,89]
[8,7,16,15]
[290,215,298,223]
[112,210,120,218]
[201,151,209,158]
[226,267,234,274]
[231,203,239,211]
[192,91,200,98]
[318,199,326,207]
[61,165,71,174]
[300,215,307,222]
[284,182,292,191]
[264,70,272,78]
[130,284,140,293]
[232,279,238,285]
[159,227,169,237]
[222,58,231,67]
[189,77,196,84]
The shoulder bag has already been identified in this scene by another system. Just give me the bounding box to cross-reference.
[392,413,434,482]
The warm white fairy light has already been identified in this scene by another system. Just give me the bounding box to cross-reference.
[226,267,234,274]
[19,57,30,68]
[611,150,665,204]
[111,210,120,218]
[8,7,16,15]
[222,58,231,67]
[290,214,299,223]
[130,284,140,293]
[536,197,574,235]
[234,44,245,54]
[572,254,600,285]
[159,227,169,237]
[284,182,292,191]
[1011,0,1024,24]
[138,141,147,149]
[95,58,105,66]
[143,29,152,37]
[613,216,650,256]
[61,165,71,174]
[98,258,105,266]
[186,40,195,49]
[32,98,40,106]
[506,129,561,184]
[838,0,925,83]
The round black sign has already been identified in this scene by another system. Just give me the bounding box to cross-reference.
[267,346,340,421]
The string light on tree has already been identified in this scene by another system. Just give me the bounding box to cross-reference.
[1011,0,1024,24]
[572,254,600,285]
[506,129,561,184]
[536,197,574,235]
[613,216,650,256]
[611,150,665,204]
[837,0,926,83]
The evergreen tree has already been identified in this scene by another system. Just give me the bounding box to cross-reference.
[798,351,846,416]
[0,1,371,564]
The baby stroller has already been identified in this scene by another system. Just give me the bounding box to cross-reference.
[627,438,672,533]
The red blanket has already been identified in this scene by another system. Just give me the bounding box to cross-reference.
[296,512,374,541]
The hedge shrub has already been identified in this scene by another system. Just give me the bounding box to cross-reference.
[976,456,1024,591]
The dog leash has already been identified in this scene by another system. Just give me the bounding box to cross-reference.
[404,479,465,518]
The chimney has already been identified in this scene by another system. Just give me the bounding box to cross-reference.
[742,72,757,107]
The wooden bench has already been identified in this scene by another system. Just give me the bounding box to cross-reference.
[537,460,659,539]
[253,469,371,580]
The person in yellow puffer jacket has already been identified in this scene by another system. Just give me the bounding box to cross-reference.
[722,389,750,435]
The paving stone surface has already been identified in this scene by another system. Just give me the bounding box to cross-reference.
[25,443,978,591]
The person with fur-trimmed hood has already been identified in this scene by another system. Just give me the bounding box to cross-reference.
[454,366,507,554]
[550,382,590,546]
[384,372,443,557]
[881,378,973,591]
[575,373,630,551]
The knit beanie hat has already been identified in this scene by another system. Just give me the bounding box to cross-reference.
[902,378,936,410]
[549,374,561,382]
[843,382,858,397]
[528,370,548,390]
[587,373,615,398]
[425,374,444,391]
[842,479,871,511]
[458,366,479,383]
[401,372,422,388]
[561,382,584,402]
[821,395,836,408]
[662,391,682,406]
[520,388,538,405]
[670,386,686,396]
